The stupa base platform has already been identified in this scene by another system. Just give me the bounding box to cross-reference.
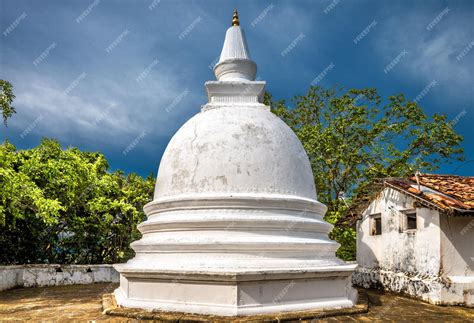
[111,266,358,317]
[103,288,366,321]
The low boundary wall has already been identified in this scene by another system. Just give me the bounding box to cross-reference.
[0,264,119,291]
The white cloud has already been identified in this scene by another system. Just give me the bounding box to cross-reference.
[4,69,200,148]
[13,80,127,137]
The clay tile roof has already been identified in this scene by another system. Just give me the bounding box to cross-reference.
[385,174,474,214]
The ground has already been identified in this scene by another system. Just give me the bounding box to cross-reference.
[0,283,472,322]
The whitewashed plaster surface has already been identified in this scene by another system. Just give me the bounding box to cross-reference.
[114,20,357,316]
[0,265,23,291]
[355,187,473,306]
[0,265,118,291]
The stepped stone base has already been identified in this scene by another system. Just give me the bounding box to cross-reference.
[104,284,366,321]
[112,266,357,317]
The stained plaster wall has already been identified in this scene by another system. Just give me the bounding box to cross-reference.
[0,265,119,291]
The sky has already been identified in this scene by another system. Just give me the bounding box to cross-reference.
[1,0,473,177]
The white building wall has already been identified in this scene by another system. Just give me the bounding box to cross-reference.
[439,216,474,305]
[355,187,445,304]
[354,186,473,306]
[357,187,441,274]
[440,216,474,276]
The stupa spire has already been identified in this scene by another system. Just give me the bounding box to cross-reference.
[214,9,257,81]
[232,9,239,26]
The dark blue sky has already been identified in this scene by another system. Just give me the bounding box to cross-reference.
[1,0,473,177]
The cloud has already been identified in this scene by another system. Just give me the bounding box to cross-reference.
[4,67,200,149]
[1,0,472,176]
[373,7,473,103]
[12,77,127,138]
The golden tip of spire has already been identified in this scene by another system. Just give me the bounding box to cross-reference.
[232,8,239,26]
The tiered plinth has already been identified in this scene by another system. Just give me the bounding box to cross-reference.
[114,194,357,316]
[114,267,357,316]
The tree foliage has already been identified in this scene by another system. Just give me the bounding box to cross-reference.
[266,86,464,260]
[0,139,155,265]
[0,80,16,125]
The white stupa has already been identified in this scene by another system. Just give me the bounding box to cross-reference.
[114,10,357,316]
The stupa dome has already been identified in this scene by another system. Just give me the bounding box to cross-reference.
[153,105,318,202]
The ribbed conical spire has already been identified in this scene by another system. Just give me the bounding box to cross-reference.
[213,9,257,81]
[218,26,251,62]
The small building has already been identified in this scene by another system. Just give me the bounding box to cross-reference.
[353,174,473,306]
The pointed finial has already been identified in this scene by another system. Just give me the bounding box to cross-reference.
[232,9,239,26]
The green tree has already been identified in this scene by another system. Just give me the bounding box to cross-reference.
[0,80,16,125]
[0,139,155,264]
[266,87,464,260]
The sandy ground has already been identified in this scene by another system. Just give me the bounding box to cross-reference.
[0,283,472,321]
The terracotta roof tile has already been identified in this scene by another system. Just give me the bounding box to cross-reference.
[385,174,474,213]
